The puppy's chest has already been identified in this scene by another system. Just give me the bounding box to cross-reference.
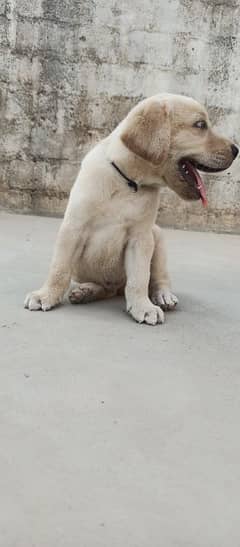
[98,188,160,228]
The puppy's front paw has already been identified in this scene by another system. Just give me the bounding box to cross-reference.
[151,288,178,311]
[127,300,164,325]
[24,288,61,311]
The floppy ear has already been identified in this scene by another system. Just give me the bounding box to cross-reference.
[121,100,171,165]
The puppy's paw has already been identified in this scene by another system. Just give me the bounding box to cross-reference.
[24,288,61,311]
[69,286,94,304]
[127,300,164,325]
[151,288,178,311]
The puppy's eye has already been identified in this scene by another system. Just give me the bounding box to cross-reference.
[193,120,208,130]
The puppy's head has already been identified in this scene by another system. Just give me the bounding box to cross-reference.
[121,94,238,205]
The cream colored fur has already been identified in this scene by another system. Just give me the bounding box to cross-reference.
[24,93,236,324]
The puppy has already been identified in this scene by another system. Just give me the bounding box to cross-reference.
[25,94,238,325]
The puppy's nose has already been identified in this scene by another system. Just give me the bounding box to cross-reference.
[231,144,239,158]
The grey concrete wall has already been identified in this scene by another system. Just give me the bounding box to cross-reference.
[0,0,240,232]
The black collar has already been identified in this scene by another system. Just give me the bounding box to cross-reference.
[111,161,138,192]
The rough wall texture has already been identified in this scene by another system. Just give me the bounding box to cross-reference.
[0,0,240,232]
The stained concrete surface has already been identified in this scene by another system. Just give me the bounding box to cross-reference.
[1,211,240,546]
[1,0,240,231]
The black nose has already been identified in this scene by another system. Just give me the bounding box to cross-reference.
[231,144,239,158]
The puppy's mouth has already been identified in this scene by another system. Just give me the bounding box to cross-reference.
[178,159,210,207]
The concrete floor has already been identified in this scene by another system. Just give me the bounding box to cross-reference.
[1,211,240,547]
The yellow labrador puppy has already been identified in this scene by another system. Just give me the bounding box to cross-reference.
[25,93,238,325]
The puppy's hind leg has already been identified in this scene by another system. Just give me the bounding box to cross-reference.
[69,282,116,304]
[150,225,178,311]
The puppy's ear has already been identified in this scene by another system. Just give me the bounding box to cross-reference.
[121,100,170,165]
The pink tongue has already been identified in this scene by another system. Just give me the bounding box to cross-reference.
[185,161,208,207]
[195,171,208,207]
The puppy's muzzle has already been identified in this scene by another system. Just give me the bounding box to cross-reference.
[231,144,239,159]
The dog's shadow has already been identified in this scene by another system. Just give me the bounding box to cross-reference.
[63,293,193,324]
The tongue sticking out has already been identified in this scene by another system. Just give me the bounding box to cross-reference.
[192,168,208,207]
[184,160,208,207]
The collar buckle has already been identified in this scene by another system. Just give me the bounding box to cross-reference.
[111,161,138,192]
